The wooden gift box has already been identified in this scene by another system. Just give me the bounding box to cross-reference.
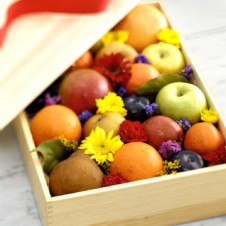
[6,1,226,226]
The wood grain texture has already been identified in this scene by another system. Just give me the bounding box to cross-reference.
[0,0,138,130]
[44,164,226,226]
[13,112,51,226]
[12,1,226,226]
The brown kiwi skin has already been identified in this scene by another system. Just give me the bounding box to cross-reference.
[49,150,104,196]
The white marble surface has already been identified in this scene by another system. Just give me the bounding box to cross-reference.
[0,0,226,225]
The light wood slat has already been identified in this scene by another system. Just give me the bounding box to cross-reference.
[13,111,52,226]
[47,165,226,226]
[0,0,139,130]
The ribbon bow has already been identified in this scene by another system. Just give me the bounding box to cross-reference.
[0,0,109,47]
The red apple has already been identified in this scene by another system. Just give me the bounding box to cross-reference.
[59,69,113,114]
[143,115,184,149]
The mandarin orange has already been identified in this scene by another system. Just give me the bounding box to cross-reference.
[73,50,94,69]
[184,122,225,155]
[110,142,163,181]
[30,104,82,146]
[126,63,159,94]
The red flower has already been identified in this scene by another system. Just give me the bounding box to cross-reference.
[93,53,131,87]
[119,120,149,143]
[202,145,226,166]
[102,173,128,187]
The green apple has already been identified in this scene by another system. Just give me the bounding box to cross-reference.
[96,42,137,62]
[155,82,208,124]
[82,112,125,137]
[142,42,185,74]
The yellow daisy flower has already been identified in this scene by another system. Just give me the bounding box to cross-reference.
[200,108,219,124]
[101,30,129,46]
[157,28,181,48]
[96,92,127,116]
[79,126,123,165]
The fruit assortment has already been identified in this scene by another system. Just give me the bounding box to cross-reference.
[26,4,226,196]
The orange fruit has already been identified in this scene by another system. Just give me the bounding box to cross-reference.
[74,50,94,69]
[126,63,159,94]
[114,4,169,52]
[184,122,225,155]
[110,142,163,181]
[30,105,82,146]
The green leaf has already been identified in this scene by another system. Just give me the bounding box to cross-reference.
[33,139,73,175]
[135,74,188,95]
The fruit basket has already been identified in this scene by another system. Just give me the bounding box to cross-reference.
[9,1,226,226]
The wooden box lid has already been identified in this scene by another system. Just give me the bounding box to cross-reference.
[0,0,138,130]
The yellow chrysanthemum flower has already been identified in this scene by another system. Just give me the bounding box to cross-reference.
[101,30,129,46]
[157,28,181,48]
[96,92,127,116]
[79,126,123,165]
[201,108,219,124]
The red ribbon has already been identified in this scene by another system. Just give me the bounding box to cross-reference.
[0,0,109,47]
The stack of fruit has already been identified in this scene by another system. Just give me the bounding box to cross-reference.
[27,4,226,196]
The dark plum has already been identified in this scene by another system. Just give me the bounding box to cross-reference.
[171,150,204,172]
[123,95,150,121]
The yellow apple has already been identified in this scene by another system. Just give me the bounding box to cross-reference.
[142,42,185,74]
[82,112,125,137]
[95,42,137,63]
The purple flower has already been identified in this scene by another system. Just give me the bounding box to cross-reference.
[135,54,151,64]
[44,93,61,105]
[158,140,182,159]
[180,64,193,81]
[115,85,127,97]
[176,118,191,132]
[184,64,193,74]
[79,110,93,122]
[145,103,159,117]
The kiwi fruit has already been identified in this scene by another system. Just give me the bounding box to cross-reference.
[49,150,104,196]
